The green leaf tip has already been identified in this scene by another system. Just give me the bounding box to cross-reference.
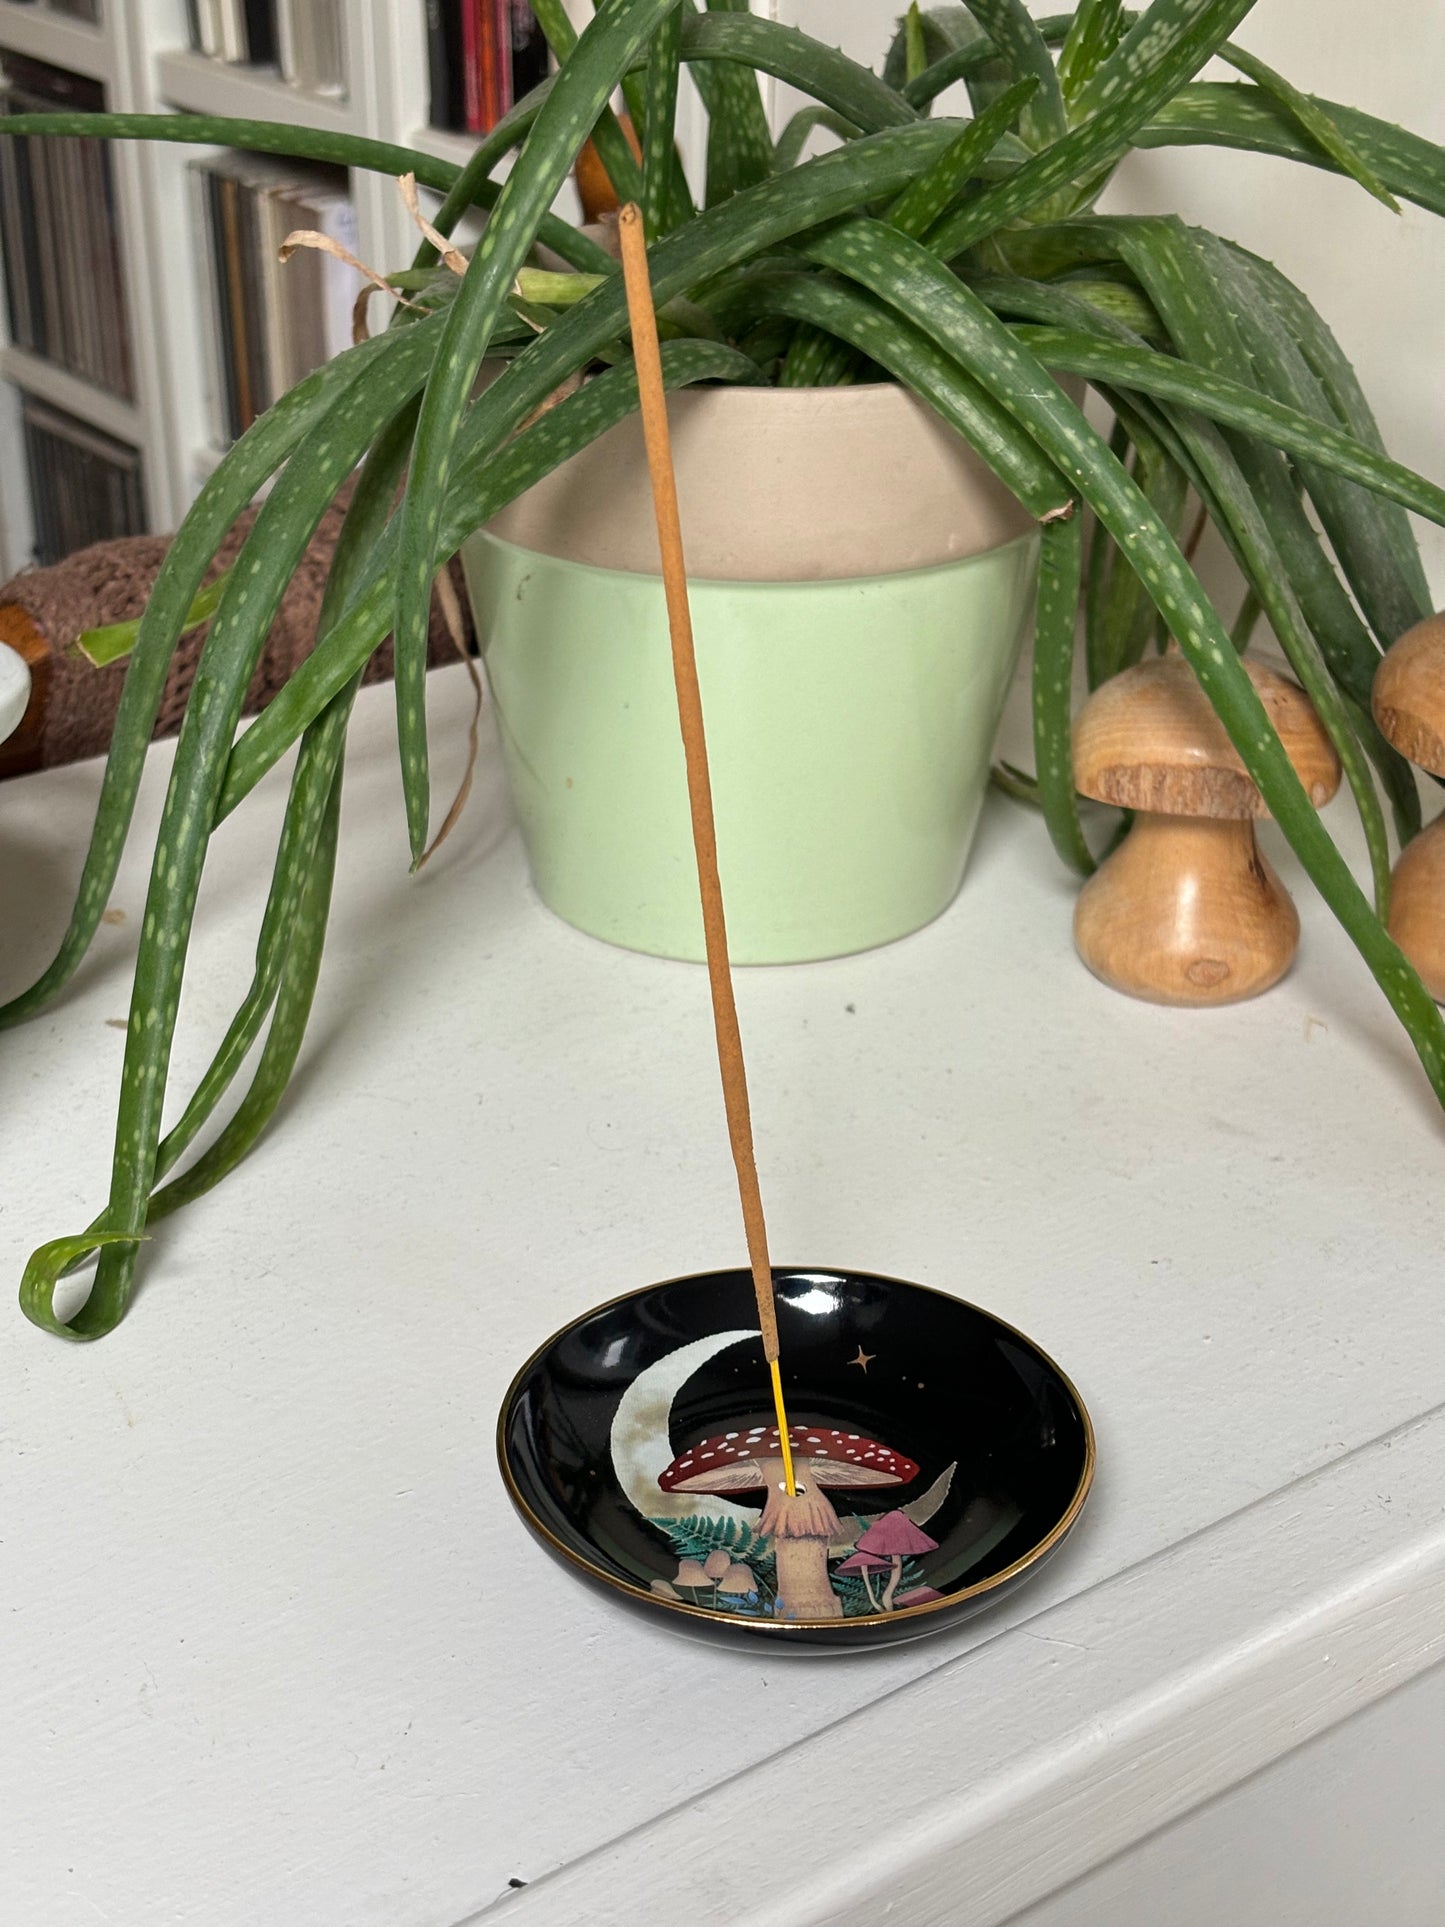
[20,1232,151,1341]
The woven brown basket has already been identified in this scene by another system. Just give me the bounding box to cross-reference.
[0,493,471,778]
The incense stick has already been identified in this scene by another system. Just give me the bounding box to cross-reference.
[616,203,797,1498]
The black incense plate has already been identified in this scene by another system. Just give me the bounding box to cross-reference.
[498,1267,1094,1650]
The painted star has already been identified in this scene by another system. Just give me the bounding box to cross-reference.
[848,1346,876,1372]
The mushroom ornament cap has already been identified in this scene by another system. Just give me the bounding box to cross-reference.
[658,1425,919,1494]
[1372,613,1445,777]
[1072,654,1341,819]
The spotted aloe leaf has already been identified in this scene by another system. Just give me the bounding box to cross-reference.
[393,0,680,867]
[804,217,1445,1103]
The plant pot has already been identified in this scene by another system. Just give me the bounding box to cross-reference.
[462,382,1040,964]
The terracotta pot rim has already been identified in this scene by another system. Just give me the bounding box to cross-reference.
[608,376,920,408]
[467,523,1039,591]
[483,367,1044,579]
[599,371,1072,408]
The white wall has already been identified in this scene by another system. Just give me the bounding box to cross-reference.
[764,0,1445,601]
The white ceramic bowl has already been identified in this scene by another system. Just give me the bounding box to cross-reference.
[0,641,31,747]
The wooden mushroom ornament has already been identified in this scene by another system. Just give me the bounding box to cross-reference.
[1371,614,1445,1001]
[1071,655,1341,1006]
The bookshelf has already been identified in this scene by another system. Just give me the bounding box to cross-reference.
[0,0,612,579]
[0,3,109,81]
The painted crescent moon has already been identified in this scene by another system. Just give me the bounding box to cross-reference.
[610,1328,762,1526]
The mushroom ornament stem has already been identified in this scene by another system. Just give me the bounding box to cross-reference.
[1073,812,1300,1005]
[1385,818,1445,1001]
[1372,614,1445,1002]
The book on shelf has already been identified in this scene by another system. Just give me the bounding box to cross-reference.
[189,0,217,57]
[276,0,346,97]
[21,396,145,566]
[0,53,134,401]
[190,151,358,446]
[428,1,549,135]
[185,2,281,71]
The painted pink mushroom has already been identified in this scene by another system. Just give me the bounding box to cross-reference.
[834,1547,891,1612]
[855,1508,940,1610]
[659,1426,918,1621]
[893,1584,944,1609]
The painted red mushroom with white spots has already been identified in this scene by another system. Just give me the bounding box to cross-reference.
[658,1424,918,1620]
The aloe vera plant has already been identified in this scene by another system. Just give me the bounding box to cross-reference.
[5,0,1445,1338]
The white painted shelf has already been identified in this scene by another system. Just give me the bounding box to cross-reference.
[407,119,484,172]
[0,342,140,441]
[1,664,1443,1923]
[153,48,357,133]
[0,0,110,85]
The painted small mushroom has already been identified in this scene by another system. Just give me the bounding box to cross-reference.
[1371,613,1445,1000]
[834,1548,891,1612]
[658,1426,918,1621]
[854,1509,940,1611]
[717,1562,758,1601]
[893,1584,945,1608]
[674,1557,711,1590]
[702,1548,731,1583]
[1071,654,1341,1005]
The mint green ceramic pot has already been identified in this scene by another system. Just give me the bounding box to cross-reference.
[462,381,1040,964]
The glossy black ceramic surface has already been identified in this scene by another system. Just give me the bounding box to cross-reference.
[498,1267,1094,1651]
